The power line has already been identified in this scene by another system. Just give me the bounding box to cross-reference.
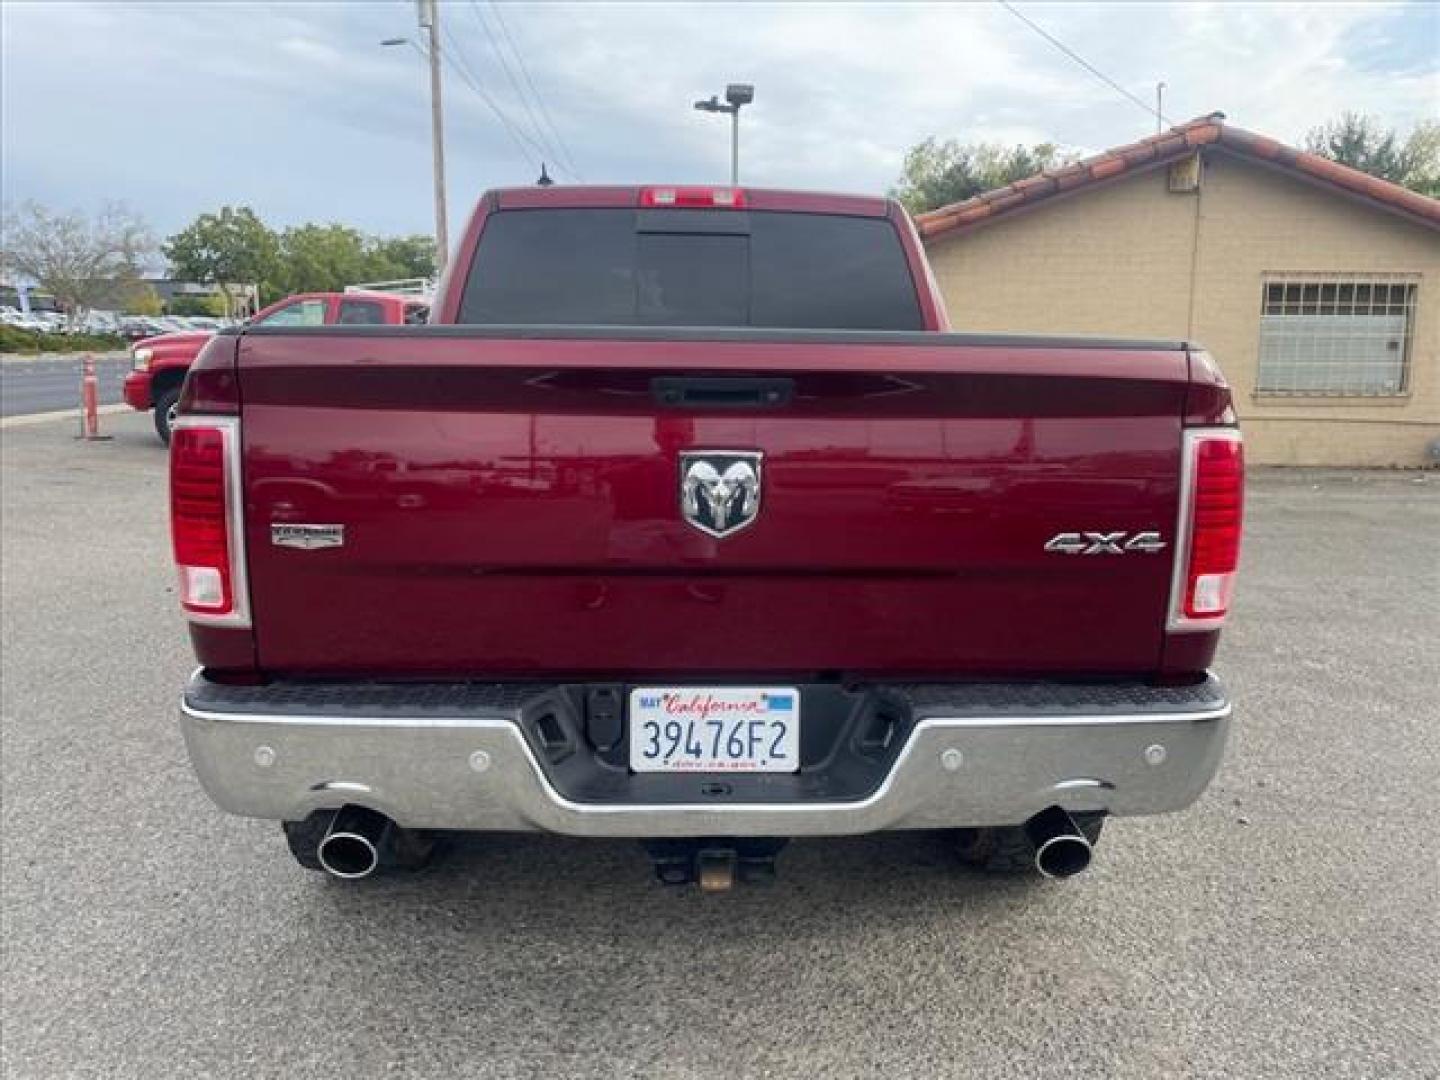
[997,1,1172,129]
[466,2,557,165]
[465,0,579,181]
[484,1,583,182]
[434,25,548,174]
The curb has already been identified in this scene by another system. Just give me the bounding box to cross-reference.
[0,404,129,430]
[1,351,131,364]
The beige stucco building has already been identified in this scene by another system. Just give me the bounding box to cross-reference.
[918,114,1440,467]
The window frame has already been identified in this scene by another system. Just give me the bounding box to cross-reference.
[1254,272,1420,400]
[336,299,386,326]
[255,297,329,328]
[456,207,925,331]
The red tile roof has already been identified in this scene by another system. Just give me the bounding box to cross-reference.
[916,113,1440,240]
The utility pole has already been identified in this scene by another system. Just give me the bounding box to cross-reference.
[694,84,754,185]
[1156,82,1166,135]
[417,0,449,274]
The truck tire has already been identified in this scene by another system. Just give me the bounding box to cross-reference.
[953,813,1105,875]
[154,386,181,445]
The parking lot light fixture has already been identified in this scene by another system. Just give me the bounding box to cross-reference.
[693,82,754,184]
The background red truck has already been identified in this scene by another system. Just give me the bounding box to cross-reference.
[125,290,429,442]
[171,185,1243,890]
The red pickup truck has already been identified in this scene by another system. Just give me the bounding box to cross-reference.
[125,290,429,443]
[172,185,1242,889]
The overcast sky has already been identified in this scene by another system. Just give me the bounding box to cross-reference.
[3,1,1436,244]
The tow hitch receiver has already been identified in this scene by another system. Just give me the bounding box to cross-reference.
[642,838,789,891]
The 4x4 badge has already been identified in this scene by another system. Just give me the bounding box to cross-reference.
[679,451,763,538]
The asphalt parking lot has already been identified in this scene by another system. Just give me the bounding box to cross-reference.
[2,412,1437,1079]
[0,354,131,417]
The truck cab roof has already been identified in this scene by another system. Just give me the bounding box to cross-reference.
[483,185,898,218]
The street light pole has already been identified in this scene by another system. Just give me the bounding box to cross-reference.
[694,83,753,185]
[418,0,449,274]
[384,4,449,276]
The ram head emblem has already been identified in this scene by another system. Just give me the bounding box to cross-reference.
[679,452,763,538]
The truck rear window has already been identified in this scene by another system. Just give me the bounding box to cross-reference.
[458,208,923,330]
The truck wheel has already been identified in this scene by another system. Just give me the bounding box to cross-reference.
[154,387,181,445]
[953,813,1105,875]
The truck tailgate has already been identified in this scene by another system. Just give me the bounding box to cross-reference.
[237,330,1188,678]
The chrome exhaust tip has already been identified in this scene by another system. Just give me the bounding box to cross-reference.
[316,806,394,880]
[1025,806,1094,879]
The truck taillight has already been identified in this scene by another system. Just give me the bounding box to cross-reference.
[1169,429,1244,630]
[170,417,248,626]
[640,186,746,208]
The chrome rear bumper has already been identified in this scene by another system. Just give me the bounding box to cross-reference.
[180,675,1230,838]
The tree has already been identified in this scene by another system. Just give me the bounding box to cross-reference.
[164,207,280,316]
[365,234,437,282]
[270,226,437,295]
[125,283,165,317]
[274,224,373,296]
[166,206,438,306]
[166,293,228,318]
[1305,114,1440,198]
[0,201,153,325]
[892,140,1075,215]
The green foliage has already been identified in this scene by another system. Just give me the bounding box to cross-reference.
[1305,114,1440,197]
[124,283,165,317]
[273,224,373,296]
[163,206,281,308]
[164,210,437,304]
[166,293,229,318]
[892,140,1075,215]
[366,234,438,280]
[0,326,125,354]
[273,225,438,295]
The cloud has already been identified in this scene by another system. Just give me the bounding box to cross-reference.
[2,0,1435,243]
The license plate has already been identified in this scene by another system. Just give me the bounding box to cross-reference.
[629,687,800,773]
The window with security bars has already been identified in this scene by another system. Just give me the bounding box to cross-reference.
[1257,275,1418,397]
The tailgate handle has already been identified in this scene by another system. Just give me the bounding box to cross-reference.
[651,377,794,409]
